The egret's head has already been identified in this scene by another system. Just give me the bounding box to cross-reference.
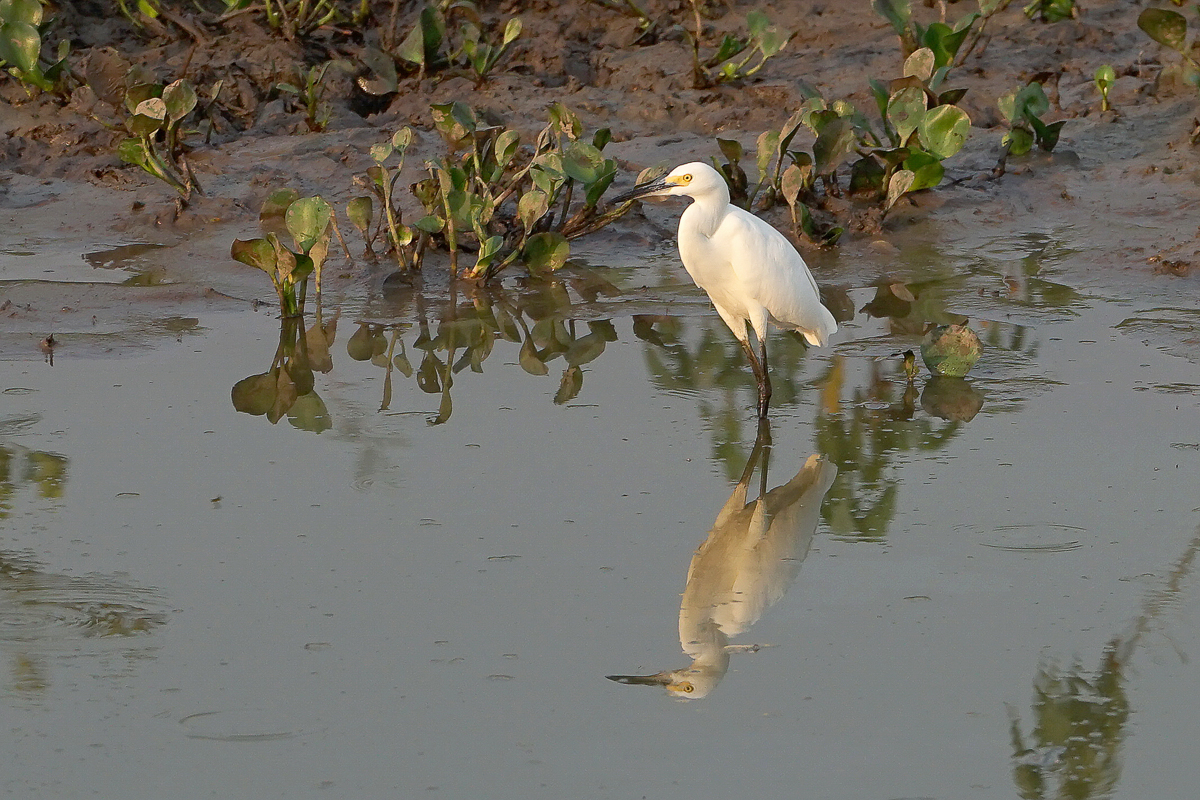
[612,161,726,204]
[605,664,721,701]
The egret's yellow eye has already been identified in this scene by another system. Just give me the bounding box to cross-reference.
[680,682,694,693]
[681,174,693,183]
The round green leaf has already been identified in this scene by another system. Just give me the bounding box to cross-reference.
[162,79,198,123]
[1,0,44,25]
[0,19,39,73]
[285,196,333,253]
[918,104,970,160]
[887,86,927,144]
[230,238,277,273]
[1138,8,1187,53]
[885,169,915,211]
[347,196,373,233]
[903,48,935,81]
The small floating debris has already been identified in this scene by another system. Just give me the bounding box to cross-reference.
[920,323,982,377]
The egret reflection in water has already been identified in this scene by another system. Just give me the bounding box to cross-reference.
[608,421,836,699]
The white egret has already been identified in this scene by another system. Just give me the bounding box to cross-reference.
[614,162,837,418]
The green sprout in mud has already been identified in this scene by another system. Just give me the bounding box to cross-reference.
[219,0,340,41]
[1138,6,1200,91]
[231,190,336,318]
[275,61,332,132]
[685,5,791,89]
[0,0,69,94]
[1094,64,1116,112]
[388,2,521,86]
[118,77,203,200]
[996,81,1065,171]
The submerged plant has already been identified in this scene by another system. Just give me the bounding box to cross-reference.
[231,190,334,317]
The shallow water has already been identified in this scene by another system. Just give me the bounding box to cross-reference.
[3,225,1199,799]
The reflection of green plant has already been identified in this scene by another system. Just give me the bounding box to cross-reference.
[352,279,619,423]
[276,61,332,132]
[0,439,68,517]
[231,190,334,317]
[0,0,70,94]
[685,6,792,88]
[118,77,202,199]
[1138,6,1200,90]
[231,314,336,432]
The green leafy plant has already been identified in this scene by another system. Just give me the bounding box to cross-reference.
[871,0,1008,68]
[685,5,792,88]
[1023,0,1075,23]
[1138,6,1200,90]
[392,2,521,85]
[276,61,332,132]
[713,45,972,240]
[1094,64,1116,112]
[0,0,70,93]
[231,190,334,317]
[118,77,202,199]
[351,127,440,270]
[996,81,1064,168]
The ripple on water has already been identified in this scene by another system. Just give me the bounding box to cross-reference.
[955,523,1086,553]
[0,559,169,650]
[179,709,319,742]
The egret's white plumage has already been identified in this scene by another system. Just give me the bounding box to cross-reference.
[615,162,837,417]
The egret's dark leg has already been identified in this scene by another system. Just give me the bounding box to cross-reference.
[738,338,770,418]
[758,334,772,418]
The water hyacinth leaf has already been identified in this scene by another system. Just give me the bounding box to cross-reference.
[287,393,331,433]
[392,127,413,150]
[1014,81,1050,121]
[921,17,976,68]
[584,166,616,207]
[358,45,399,94]
[369,142,392,163]
[887,86,926,143]
[117,137,150,169]
[592,127,612,151]
[230,237,277,273]
[903,47,935,81]
[134,96,167,122]
[561,141,606,184]
[415,214,444,233]
[0,20,39,72]
[885,169,916,210]
[565,334,606,367]
[524,232,569,274]
[1137,8,1187,52]
[1031,118,1066,151]
[494,129,520,169]
[548,102,582,140]
[417,353,442,392]
[267,232,297,279]
[903,150,944,191]
[261,188,300,236]
[918,104,970,159]
[1003,126,1034,156]
[871,0,911,36]
[2,0,44,24]
[231,372,278,416]
[502,16,522,46]
[346,324,385,361]
[920,323,982,377]
[162,79,197,123]
[518,189,550,233]
[286,196,333,253]
[718,138,744,164]
[848,156,886,193]
[124,82,160,115]
[812,116,856,176]
[1094,64,1116,91]
[393,351,413,378]
[347,196,373,233]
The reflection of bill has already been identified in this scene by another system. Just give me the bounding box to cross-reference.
[608,422,837,699]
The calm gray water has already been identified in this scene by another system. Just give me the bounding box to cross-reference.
[3,223,1199,799]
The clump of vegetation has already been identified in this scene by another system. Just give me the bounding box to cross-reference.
[871,0,1010,68]
[349,101,632,282]
[0,0,70,94]
[1023,0,1075,23]
[714,45,972,243]
[219,0,343,41]
[231,190,336,317]
[1138,6,1200,90]
[118,77,203,200]
[275,61,333,132]
[387,1,521,85]
[995,80,1064,171]
[684,5,792,88]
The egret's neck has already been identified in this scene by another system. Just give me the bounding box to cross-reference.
[683,186,729,239]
